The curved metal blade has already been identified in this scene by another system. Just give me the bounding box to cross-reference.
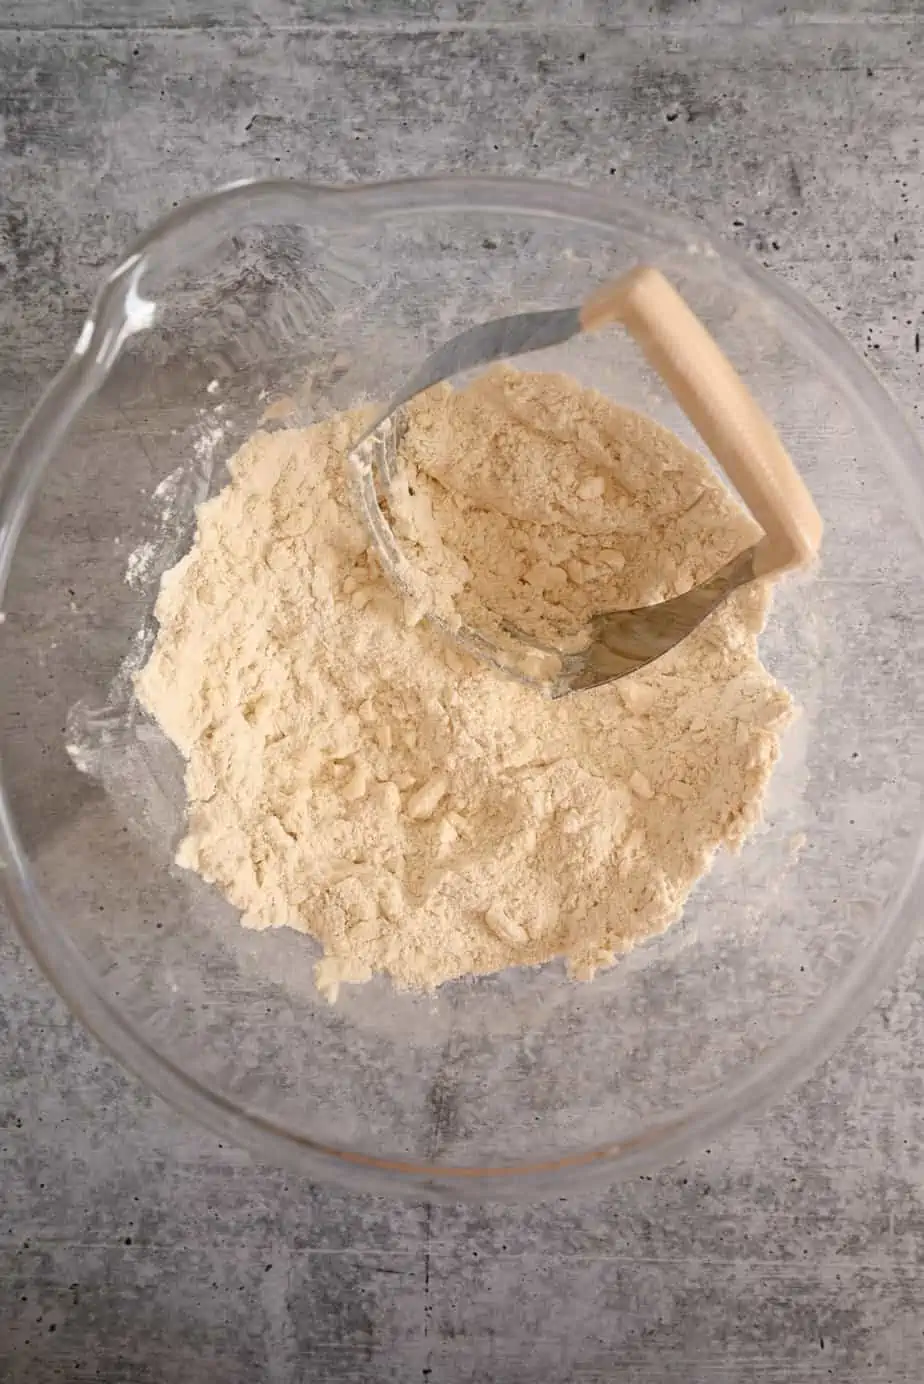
[559,548,757,695]
[355,305,581,455]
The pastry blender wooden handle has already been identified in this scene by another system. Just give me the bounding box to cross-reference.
[580,266,822,576]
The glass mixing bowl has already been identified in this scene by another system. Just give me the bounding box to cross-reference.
[2,177,923,1199]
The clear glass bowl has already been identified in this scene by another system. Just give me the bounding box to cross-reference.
[2,177,923,1199]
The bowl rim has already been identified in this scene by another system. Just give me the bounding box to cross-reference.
[2,173,923,1200]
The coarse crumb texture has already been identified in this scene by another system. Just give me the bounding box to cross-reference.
[136,367,793,1002]
[390,366,757,642]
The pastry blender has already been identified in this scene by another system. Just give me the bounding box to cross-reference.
[346,267,822,696]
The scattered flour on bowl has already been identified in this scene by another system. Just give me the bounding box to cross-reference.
[135,367,793,1002]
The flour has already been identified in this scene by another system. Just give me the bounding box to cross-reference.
[389,367,755,644]
[124,422,226,592]
[135,368,793,1002]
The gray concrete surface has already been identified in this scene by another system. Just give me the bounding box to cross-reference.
[2,2,924,1380]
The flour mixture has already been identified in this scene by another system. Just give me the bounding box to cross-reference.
[136,367,792,1002]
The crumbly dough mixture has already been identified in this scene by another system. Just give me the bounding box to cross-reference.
[136,367,792,1001]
